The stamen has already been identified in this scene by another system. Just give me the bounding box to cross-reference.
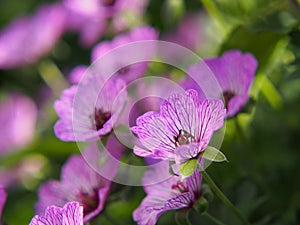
[94,108,111,130]
[173,130,195,147]
[78,188,99,215]
[102,0,116,6]
[223,91,235,109]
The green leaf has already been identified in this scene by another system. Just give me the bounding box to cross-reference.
[201,146,227,162]
[179,158,198,178]
[220,26,285,70]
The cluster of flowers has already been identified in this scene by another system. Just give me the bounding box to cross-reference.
[0,7,257,225]
[0,0,149,68]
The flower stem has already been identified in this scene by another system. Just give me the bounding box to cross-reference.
[200,0,230,35]
[198,166,251,225]
[202,212,226,225]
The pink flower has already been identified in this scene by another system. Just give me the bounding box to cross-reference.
[91,25,158,84]
[30,202,83,225]
[35,139,121,222]
[0,93,37,156]
[131,89,226,164]
[0,3,66,69]
[181,50,257,117]
[54,69,127,142]
[133,162,202,225]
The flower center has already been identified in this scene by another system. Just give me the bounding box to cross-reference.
[171,181,188,193]
[173,130,195,148]
[78,189,100,215]
[118,66,130,75]
[222,90,235,109]
[94,108,111,130]
[101,0,116,6]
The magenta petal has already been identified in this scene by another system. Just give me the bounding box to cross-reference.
[54,72,127,142]
[0,3,66,69]
[35,144,117,222]
[133,161,202,225]
[62,202,84,225]
[182,50,257,117]
[132,111,175,160]
[91,25,158,83]
[165,192,195,209]
[131,89,226,162]
[30,202,83,225]
[174,143,201,164]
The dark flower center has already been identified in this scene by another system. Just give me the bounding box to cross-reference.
[223,90,235,109]
[118,66,130,75]
[101,0,116,6]
[78,189,100,215]
[173,130,195,148]
[94,108,111,130]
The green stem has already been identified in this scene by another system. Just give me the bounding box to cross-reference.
[203,212,226,225]
[234,117,246,141]
[199,166,251,225]
[200,0,230,35]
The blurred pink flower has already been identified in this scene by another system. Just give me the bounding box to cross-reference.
[35,139,121,222]
[62,0,107,47]
[0,93,37,156]
[54,69,127,142]
[62,0,149,46]
[92,25,158,84]
[163,13,205,51]
[0,4,66,69]
[181,50,257,117]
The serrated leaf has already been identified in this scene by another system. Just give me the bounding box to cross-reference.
[179,158,197,178]
[201,146,227,162]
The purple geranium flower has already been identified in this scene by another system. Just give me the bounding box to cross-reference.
[91,25,158,84]
[36,140,120,222]
[0,93,37,156]
[0,186,6,224]
[163,13,205,51]
[30,202,83,225]
[133,162,202,225]
[0,3,66,69]
[181,50,257,117]
[131,89,226,164]
[54,70,127,142]
[63,0,108,46]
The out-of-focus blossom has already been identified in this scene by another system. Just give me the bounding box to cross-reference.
[111,0,150,32]
[62,0,149,46]
[54,70,127,142]
[91,25,158,84]
[36,140,121,222]
[0,4,66,69]
[30,202,83,225]
[0,186,6,224]
[163,13,205,51]
[0,93,37,156]
[131,89,226,164]
[63,0,107,46]
[133,162,202,225]
[181,50,257,117]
